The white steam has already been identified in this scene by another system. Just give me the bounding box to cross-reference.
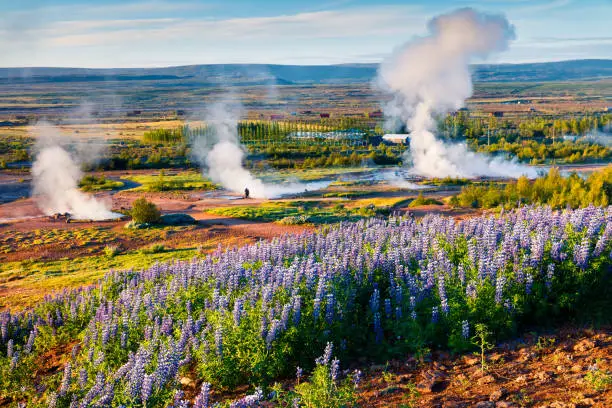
[31,123,119,220]
[192,102,329,198]
[378,8,537,178]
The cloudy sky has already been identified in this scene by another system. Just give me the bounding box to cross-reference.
[0,0,610,67]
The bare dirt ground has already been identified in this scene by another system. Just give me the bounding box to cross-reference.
[353,327,611,408]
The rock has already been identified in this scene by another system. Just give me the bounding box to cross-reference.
[416,369,448,393]
[570,364,583,373]
[496,402,518,408]
[489,388,506,402]
[518,350,536,362]
[573,339,595,352]
[477,374,496,385]
[534,370,554,384]
[548,401,576,408]
[515,375,527,384]
[490,353,504,362]
[179,376,193,387]
[160,213,196,225]
[442,401,467,408]
[475,402,495,408]
[463,355,480,366]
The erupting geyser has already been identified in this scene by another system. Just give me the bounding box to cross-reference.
[31,123,120,220]
[378,8,537,178]
[192,102,328,198]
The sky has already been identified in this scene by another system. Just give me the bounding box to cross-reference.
[0,0,610,68]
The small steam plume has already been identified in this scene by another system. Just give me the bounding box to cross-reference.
[31,122,119,220]
[378,8,537,178]
[191,100,328,198]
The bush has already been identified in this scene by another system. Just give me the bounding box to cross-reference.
[408,193,443,207]
[130,198,161,224]
[141,244,165,254]
[103,245,120,257]
[278,215,310,225]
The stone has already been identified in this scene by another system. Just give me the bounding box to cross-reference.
[489,388,506,402]
[160,213,197,225]
[534,370,553,383]
[477,375,496,385]
[515,375,527,384]
[573,339,595,352]
[416,369,448,393]
[495,402,518,408]
[475,402,495,408]
[570,364,583,373]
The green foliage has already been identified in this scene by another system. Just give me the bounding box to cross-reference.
[472,324,493,372]
[408,193,443,207]
[584,361,612,392]
[130,197,161,224]
[292,365,357,408]
[103,245,120,257]
[141,243,165,254]
[454,165,612,209]
[78,174,124,192]
[124,171,217,192]
[142,127,187,144]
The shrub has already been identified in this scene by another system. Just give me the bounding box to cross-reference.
[141,243,165,254]
[408,193,443,207]
[278,215,310,225]
[103,245,120,257]
[130,198,161,224]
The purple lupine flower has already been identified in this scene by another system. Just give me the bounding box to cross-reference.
[466,282,477,299]
[495,275,506,304]
[431,306,439,324]
[525,273,533,295]
[79,368,88,387]
[384,298,392,319]
[296,366,303,382]
[233,299,243,326]
[141,374,154,405]
[461,320,469,339]
[325,293,335,324]
[24,329,36,354]
[215,327,223,358]
[352,369,362,388]
[6,339,13,359]
[59,362,72,396]
[316,342,333,366]
[546,264,555,289]
[292,295,301,325]
[194,382,211,408]
[47,392,58,408]
[574,236,590,269]
[330,358,340,382]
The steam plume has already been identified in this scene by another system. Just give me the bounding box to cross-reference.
[378,8,537,178]
[192,101,328,198]
[31,122,118,220]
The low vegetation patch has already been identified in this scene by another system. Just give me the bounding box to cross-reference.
[78,175,124,192]
[124,171,217,192]
[408,193,444,207]
[450,165,612,209]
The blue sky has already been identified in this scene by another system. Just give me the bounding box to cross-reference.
[0,0,610,67]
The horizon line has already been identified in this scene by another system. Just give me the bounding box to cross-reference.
[1,58,611,71]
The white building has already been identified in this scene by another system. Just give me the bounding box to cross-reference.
[383,134,410,144]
